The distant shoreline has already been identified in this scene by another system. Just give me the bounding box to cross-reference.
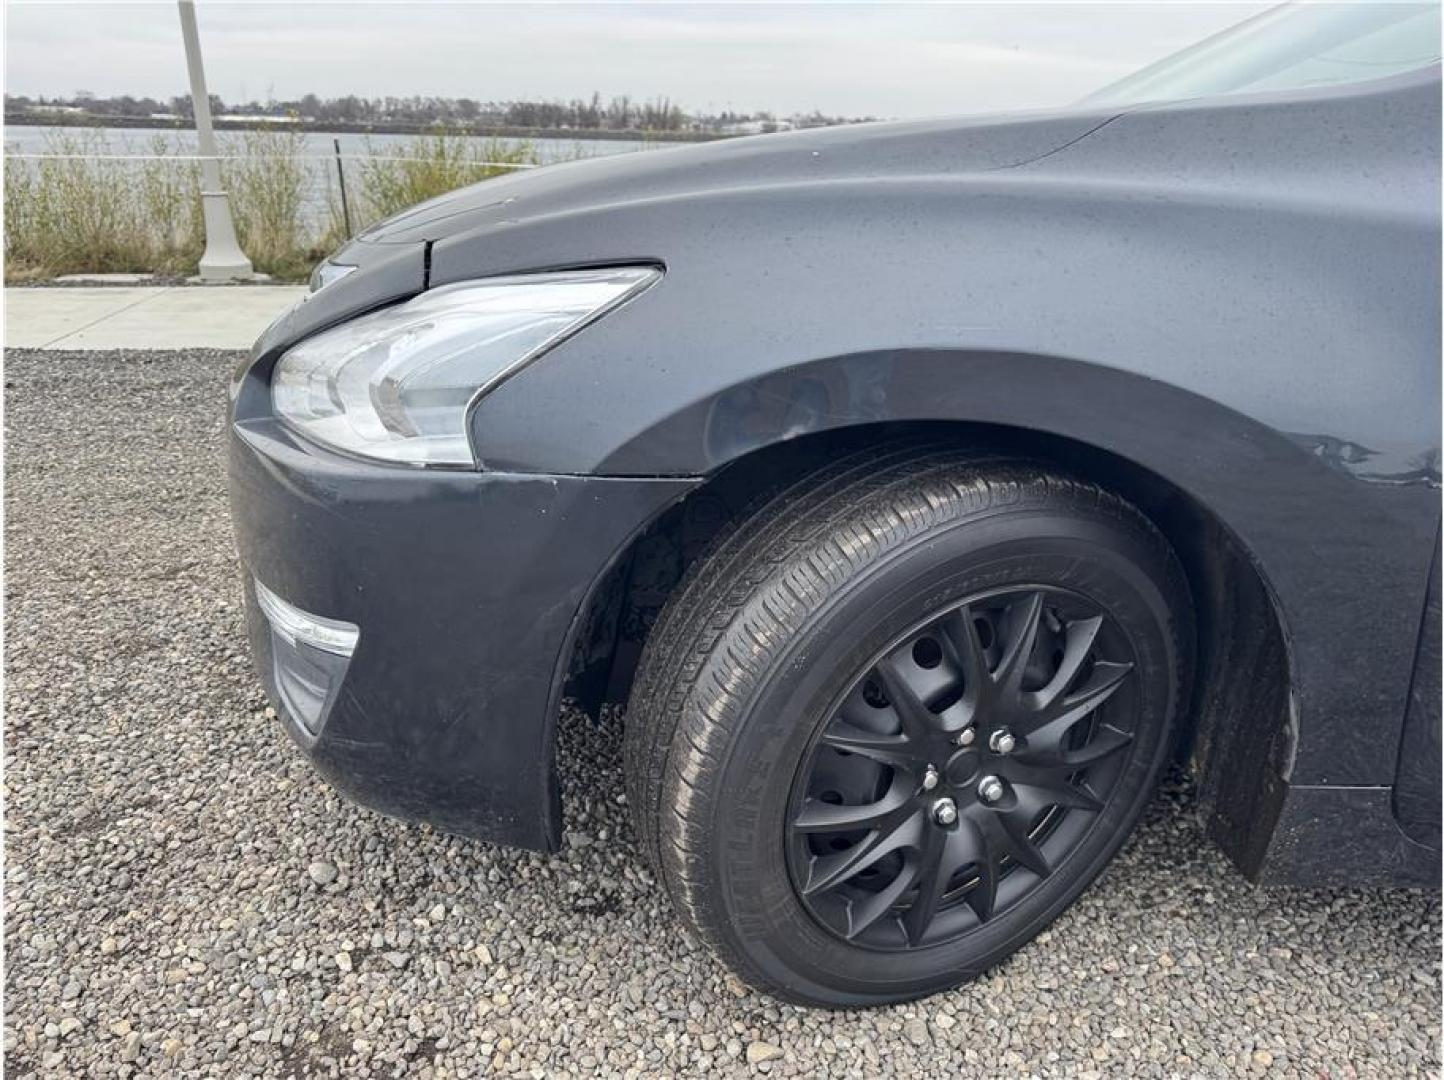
[3,112,726,143]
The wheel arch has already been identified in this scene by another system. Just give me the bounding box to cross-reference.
[559,409,1298,879]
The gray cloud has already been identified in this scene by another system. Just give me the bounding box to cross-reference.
[5,2,1271,117]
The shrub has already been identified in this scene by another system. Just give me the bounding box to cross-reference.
[4,130,203,278]
[221,128,323,279]
[3,126,561,282]
[354,131,540,227]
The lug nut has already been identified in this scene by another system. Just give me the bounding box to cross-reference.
[932,798,959,826]
[989,729,1016,755]
[921,764,940,791]
[955,727,976,747]
[978,776,1005,804]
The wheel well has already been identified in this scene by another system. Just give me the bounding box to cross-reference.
[562,421,1292,856]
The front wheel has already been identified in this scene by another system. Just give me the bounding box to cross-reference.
[624,446,1193,1006]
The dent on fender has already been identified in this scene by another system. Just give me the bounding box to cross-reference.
[1289,433,1441,486]
[701,355,896,462]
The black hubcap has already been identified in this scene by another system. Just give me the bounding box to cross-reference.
[786,586,1139,950]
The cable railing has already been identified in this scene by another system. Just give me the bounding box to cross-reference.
[4,133,617,279]
[7,152,539,168]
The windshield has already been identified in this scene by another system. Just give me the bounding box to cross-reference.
[1085,1,1440,107]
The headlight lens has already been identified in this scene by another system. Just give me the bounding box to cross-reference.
[272,267,659,465]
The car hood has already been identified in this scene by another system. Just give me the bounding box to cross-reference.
[348,104,1121,248]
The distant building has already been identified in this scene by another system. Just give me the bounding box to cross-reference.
[717,119,795,136]
[223,114,306,124]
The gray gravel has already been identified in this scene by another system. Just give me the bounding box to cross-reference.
[5,347,1440,1078]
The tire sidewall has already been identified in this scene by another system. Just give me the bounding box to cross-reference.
[705,507,1186,1005]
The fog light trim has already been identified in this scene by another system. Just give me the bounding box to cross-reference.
[253,578,360,658]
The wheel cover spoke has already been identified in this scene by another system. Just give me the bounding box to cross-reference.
[1020,661,1134,742]
[1012,773,1105,812]
[903,827,973,945]
[845,859,920,940]
[1027,615,1103,710]
[994,805,1052,878]
[818,723,917,767]
[793,777,913,832]
[961,818,998,923]
[786,584,1143,951]
[873,657,939,743]
[802,807,924,895]
[1016,722,1134,770]
[940,606,990,708]
[993,592,1046,696]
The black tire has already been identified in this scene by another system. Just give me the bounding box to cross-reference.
[624,443,1193,1007]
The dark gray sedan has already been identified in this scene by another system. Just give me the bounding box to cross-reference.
[229,2,1441,1005]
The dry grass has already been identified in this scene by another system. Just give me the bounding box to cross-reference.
[352,131,541,226]
[4,127,561,282]
[4,131,203,278]
[222,128,334,279]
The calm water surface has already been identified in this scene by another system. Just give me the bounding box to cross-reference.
[5,125,670,227]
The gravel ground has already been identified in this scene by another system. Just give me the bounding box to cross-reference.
[4,348,1440,1078]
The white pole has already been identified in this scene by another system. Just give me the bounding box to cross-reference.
[177,0,252,281]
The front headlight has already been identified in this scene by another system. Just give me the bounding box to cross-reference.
[272,266,659,466]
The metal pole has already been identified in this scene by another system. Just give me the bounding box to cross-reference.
[333,138,352,238]
[177,0,252,281]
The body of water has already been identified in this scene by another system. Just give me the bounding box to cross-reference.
[4,124,659,162]
[5,125,666,229]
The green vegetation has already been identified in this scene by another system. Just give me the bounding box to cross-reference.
[355,133,539,223]
[225,128,328,280]
[3,128,557,282]
[4,131,202,280]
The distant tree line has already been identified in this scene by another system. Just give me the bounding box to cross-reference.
[4,91,873,134]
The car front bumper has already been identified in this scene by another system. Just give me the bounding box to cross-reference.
[229,414,693,851]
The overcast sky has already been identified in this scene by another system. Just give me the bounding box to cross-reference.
[5,2,1272,118]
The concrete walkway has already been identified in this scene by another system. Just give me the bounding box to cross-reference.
[5,286,307,350]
